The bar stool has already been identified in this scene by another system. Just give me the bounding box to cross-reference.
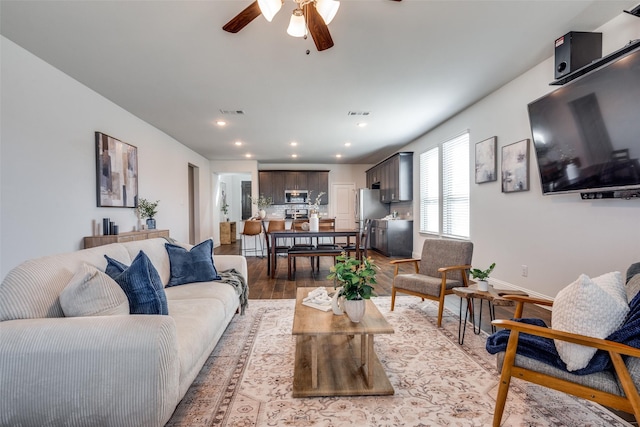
[241,220,264,257]
[263,219,288,273]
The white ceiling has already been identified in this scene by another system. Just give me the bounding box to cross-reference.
[1,0,636,164]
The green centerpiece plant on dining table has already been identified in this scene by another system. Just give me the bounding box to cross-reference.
[328,253,378,323]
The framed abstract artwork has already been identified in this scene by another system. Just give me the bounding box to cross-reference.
[95,132,138,207]
[501,139,530,193]
[475,136,497,183]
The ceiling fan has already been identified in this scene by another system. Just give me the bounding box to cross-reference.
[223,0,402,52]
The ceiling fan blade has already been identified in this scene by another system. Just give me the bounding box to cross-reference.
[304,3,334,51]
[223,1,262,33]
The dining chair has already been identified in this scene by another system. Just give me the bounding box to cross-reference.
[342,218,371,259]
[390,238,473,327]
[240,220,264,258]
[262,219,288,273]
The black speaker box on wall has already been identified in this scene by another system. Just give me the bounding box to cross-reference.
[554,31,602,79]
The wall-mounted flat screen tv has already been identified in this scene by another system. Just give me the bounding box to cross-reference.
[528,43,640,197]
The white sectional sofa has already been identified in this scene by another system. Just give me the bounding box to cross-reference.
[0,238,247,427]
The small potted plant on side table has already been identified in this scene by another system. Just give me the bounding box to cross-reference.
[137,198,160,230]
[327,253,378,323]
[470,262,496,292]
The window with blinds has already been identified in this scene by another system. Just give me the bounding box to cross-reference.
[419,132,470,238]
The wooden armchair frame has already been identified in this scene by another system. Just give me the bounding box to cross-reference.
[390,258,472,327]
[492,295,640,426]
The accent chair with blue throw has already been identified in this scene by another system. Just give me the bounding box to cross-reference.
[487,262,640,426]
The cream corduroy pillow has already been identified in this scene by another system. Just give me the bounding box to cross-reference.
[552,271,628,371]
[59,263,129,317]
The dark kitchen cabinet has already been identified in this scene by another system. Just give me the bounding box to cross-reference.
[284,171,308,191]
[259,170,329,205]
[366,152,413,203]
[370,219,413,257]
[259,171,285,204]
[307,171,329,205]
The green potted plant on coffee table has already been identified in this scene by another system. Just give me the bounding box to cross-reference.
[327,253,378,322]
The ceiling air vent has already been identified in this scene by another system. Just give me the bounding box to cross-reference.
[348,111,370,116]
[219,109,245,115]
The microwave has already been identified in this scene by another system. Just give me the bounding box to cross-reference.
[284,190,308,204]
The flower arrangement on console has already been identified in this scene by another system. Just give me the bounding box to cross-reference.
[137,198,160,229]
[328,252,377,301]
[307,190,326,215]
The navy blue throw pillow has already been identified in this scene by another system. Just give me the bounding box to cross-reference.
[104,251,169,315]
[165,239,220,287]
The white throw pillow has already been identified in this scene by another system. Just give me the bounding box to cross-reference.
[60,263,129,317]
[552,271,628,371]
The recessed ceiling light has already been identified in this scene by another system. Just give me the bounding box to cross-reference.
[245,153,252,158]
[291,154,298,158]
[216,120,227,126]
[290,141,298,146]
[336,154,342,158]
[357,122,367,128]
[234,141,243,146]
[344,142,351,147]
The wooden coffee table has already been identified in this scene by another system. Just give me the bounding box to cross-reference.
[291,287,394,397]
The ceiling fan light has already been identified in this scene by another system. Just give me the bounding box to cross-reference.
[258,0,282,22]
[286,9,306,37]
[315,0,339,24]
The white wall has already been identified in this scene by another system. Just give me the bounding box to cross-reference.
[1,37,213,277]
[404,13,640,298]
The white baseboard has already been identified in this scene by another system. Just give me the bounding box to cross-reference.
[487,277,553,311]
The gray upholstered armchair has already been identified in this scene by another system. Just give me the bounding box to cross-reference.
[390,238,473,327]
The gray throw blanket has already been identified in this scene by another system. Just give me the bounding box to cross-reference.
[218,268,249,315]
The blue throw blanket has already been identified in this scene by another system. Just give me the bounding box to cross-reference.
[486,287,640,375]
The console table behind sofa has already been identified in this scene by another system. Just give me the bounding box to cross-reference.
[84,229,169,249]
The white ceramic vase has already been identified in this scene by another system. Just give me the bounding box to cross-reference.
[259,209,266,219]
[309,214,319,232]
[343,299,366,323]
[477,280,489,292]
[331,287,344,315]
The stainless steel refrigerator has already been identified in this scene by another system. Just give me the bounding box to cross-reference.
[355,189,389,231]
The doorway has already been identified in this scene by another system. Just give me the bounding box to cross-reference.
[241,181,252,220]
[188,164,200,245]
[331,183,356,229]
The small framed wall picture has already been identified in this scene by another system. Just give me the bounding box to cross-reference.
[501,139,530,193]
[96,132,139,207]
[475,136,497,184]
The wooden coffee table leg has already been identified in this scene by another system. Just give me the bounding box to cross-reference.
[311,335,318,389]
[367,334,374,387]
[359,334,374,388]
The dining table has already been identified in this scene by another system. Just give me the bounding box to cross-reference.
[269,228,361,279]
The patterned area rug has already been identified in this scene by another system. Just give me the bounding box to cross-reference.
[165,297,632,427]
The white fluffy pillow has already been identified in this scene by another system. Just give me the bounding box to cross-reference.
[60,263,129,317]
[552,271,628,371]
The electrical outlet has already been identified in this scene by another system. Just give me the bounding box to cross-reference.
[521,265,528,277]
